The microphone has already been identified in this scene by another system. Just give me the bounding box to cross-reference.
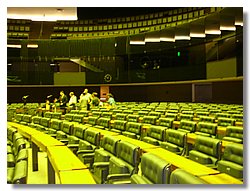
[47,95,53,98]
[22,95,29,99]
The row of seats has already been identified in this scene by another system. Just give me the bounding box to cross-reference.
[7,126,28,184]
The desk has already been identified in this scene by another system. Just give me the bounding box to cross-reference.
[59,169,96,184]
[200,173,243,184]
[144,147,219,177]
[116,135,159,154]
[47,146,88,184]
[88,127,119,138]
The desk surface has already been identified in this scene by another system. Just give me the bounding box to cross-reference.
[200,173,243,184]
[59,169,96,184]
[116,135,159,150]
[47,146,87,172]
[8,122,41,139]
[144,147,219,177]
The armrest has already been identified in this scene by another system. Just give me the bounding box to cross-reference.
[80,153,95,158]
[92,162,109,168]
[77,150,94,155]
[107,173,131,181]
[67,144,79,149]
[60,139,69,144]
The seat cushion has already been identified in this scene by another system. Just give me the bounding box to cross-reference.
[160,142,180,154]
[189,150,213,164]
[122,131,137,139]
[217,160,243,179]
[7,167,15,184]
[222,137,243,144]
[109,157,130,174]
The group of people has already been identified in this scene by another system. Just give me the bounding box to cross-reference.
[43,88,116,114]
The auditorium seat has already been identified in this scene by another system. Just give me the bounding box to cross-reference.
[123,110,134,115]
[31,116,42,125]
[64,113,74,122]
[47,119,62,137]
[105,141,140,184]
[138,111,149,117]
[55,121,73,143]
[199,116,215,123]
[179,114,193,121]
[19,114,32,125]
[44,111,53,118]
[72,114,84,124]
[222,126,243,143]
[87,116,99,126]
[195,111,210,117]
[131,153,171,184]
[158,117,174,128]
[51,112,62,119]
[169,169,206,184]
[216,113,231,119]
[189,136,221,168]
[160,129,186,155]
[164,113,178,121]
[122,122,142,139]
[77,129,100,167]
[127,114,139,122]
[11,160,28,184]
[110,120,127,133]
[231,114,243,123]
[102,112,113,120]
[142,125,166,145]
[95,117,110,130]
[217,143,243,179]
[92,136,120,183]
[195,122,217,137]
[115,113,127,121]
[178,120,196,133]
[92,111,102,118]
[142,116,158,125]
[79,110,89,117]
[148,111,162,118]
[217,117,236,127]
[15,114,24,123]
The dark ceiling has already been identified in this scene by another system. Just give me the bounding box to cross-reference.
[77,7,176,20]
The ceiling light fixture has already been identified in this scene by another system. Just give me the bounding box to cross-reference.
[7,44,21,48]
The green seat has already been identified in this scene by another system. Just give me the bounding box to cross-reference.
[44,112,53,118]
[178,120,196,133]
[116,113,127,121]
[72,114,84,124]
[170,169,206,184]
[77,129,100,167]
[122,122,142,139]
[148,111,161,118]
[7,167,15,183]
[64,113,74,122]
[110,120,127,134]
[131,153,171,184]
[196,111,210,117]
[47,119,62,137]
[96,117,110,130]
[88,116,99,126]
[195,122,217,137]
[127,114,139,122]
[217,143,243,179]
[189,136,221,167]
[15,114,24,123]
[123,110,133,115]
[179,114,193,121]
[231,114,243,122]
[142,116,158,125]
[160,129,186,155]
[158,117,174,128]
[51,112,62,119]
[217,117,236,127]
[92,111,102,118]
[31,116,42,124]
[70,110,80,114]
[105,141,140,184]
[92,136,120,183]
[79,110,89,117]
[102,112,113,120]
[222,126,243,143]
[138,111,149,117]
[142,125,166,145]
[216,113,231,119]
[199,116,215,123]
[12,160,28,184]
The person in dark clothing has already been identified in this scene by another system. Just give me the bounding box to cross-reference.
[91,92,100,108]
[58,91,68,114]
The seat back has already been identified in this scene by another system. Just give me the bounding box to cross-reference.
[179,120,196,133]
[142,116,157,125]
[51,112,62,119]
[216,113,231,119]
[72,114,84,123]
[15,114,24,122]
[127,114,139,122]
[194,136,221,158]
[199,116,215,123]
[88,116,99,126]
[123,110,133,115]
[165,113,178,120]
[64,113,74,121]
[100,136,120,155]
[61,121,73,135]
[102,112,113,119]
[112,120,127,132]
[217,117,236,127]
[125,122,142,136]
[92,111,102,118]
[32,116,41,124]
[84,129,100,148]
[138,111,149,117]
[22,115,32,123]
[231,114,243,122]
[148,111,161,118]
[225,126,243,139]
[116,113,127,121]
[140,153,171,184]
[179,114,193,121]
[165,129,186,147]
[40,117,50,127]
[115,141,140,174]
[196,122,217,136]
[158,117,174,128]
[50,119,62,131]
[73,125,86,139]
[97,117,110,129]
[222,143,243,165]
[70,110,80,114]
[79,110,89,117]
[170,169,206,184]
[44,112,53,118]
[146,125,166,141]
[196,111,210,117]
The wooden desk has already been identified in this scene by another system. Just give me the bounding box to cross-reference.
[144,147,219,177]
[116,135,159,154]
[47,146,88,184]
[200,173,243,184]
[59,169,96,184]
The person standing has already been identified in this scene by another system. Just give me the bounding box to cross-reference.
[90,92,100,108]
[107,93,116,106]
[80,88,92,110]
[79,92,89,111]
[68,92,77,110]
[59,91,68,114]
